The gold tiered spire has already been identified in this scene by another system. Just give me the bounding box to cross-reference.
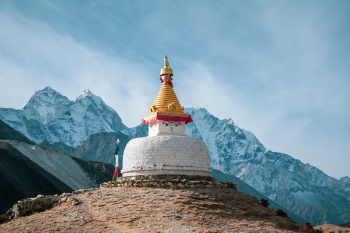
[148,56,186,115]
[151,81,184,114]
[142,56,193,125]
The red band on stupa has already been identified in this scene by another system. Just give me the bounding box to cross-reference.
[141,113,193,125]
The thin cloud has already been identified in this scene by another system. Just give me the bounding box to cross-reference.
[0,10,154,127]
[0,1,349,178]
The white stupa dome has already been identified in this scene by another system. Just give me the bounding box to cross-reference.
[121,136,211,177]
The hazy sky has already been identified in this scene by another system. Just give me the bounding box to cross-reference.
[1,0,349,179]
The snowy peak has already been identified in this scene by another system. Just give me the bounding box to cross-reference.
[340,176,350,182]
[44,89,126,147]
[41,86,55,91]
[76,89,93,101]
[22,86,73,124]
[186,107,213,119]
[185,107,265,168]
[76,89,106,107]
[0,87,126,148]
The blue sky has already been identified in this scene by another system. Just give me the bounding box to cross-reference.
[0,0,349,179]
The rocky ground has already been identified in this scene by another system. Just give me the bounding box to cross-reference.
[314,224,350,233]
[0,185,312,232]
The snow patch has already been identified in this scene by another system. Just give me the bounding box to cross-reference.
[76,89,92,101]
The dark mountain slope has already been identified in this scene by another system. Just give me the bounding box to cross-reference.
[71,157,115,185]
[40,139,75,155]
[0,120,34,144]
[0,140,72,214]
[73,131,130,166]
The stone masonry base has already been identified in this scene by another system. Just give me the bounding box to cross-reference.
[100,174,236,190]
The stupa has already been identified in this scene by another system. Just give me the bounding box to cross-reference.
[121,56,211,178]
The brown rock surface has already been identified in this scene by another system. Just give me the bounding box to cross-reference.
[315,224,350,233]
[0,186,308,232]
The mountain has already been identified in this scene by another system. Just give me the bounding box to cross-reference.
[0,107,48,144]
[40,139,75,155]
[211,169,306,224]
[0,139,116,215]
[0,140,72,214]
[0,121,116,215]
[70,157,115,185]
[121,124,148,139]
[7,140,97,190]
[0,119,35,144]
[1,87,350,225]
[185,107,350,226]
[0,87,127,147]
[46,89,126,147]
[22,86,74,124]
[72,131,130,166]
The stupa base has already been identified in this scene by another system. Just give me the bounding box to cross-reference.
[121,169,211,177]
[100,174,238,190]
[120,174,215,182]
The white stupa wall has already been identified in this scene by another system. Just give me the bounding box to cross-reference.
[121,136,211,177]
[148,120,186,136]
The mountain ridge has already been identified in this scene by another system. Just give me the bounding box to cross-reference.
[0,86,126,147]
[0,121,117,215]
[1,88,349,225]
[185,107,350,225]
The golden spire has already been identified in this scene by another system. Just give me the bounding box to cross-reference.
[160,55,173,75]
[147,56,186,115]
[151,82,184,114]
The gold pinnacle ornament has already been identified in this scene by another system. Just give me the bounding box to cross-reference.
[160,55,173,75]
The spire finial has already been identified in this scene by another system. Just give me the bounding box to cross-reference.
[164,55,170,68]
[160,55,173,75]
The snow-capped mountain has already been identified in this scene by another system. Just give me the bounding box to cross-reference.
[1,88,350,225]
[0,87,126,147]
[22,86,74,124]
[45,88,126,147]
[185,107,350,226]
